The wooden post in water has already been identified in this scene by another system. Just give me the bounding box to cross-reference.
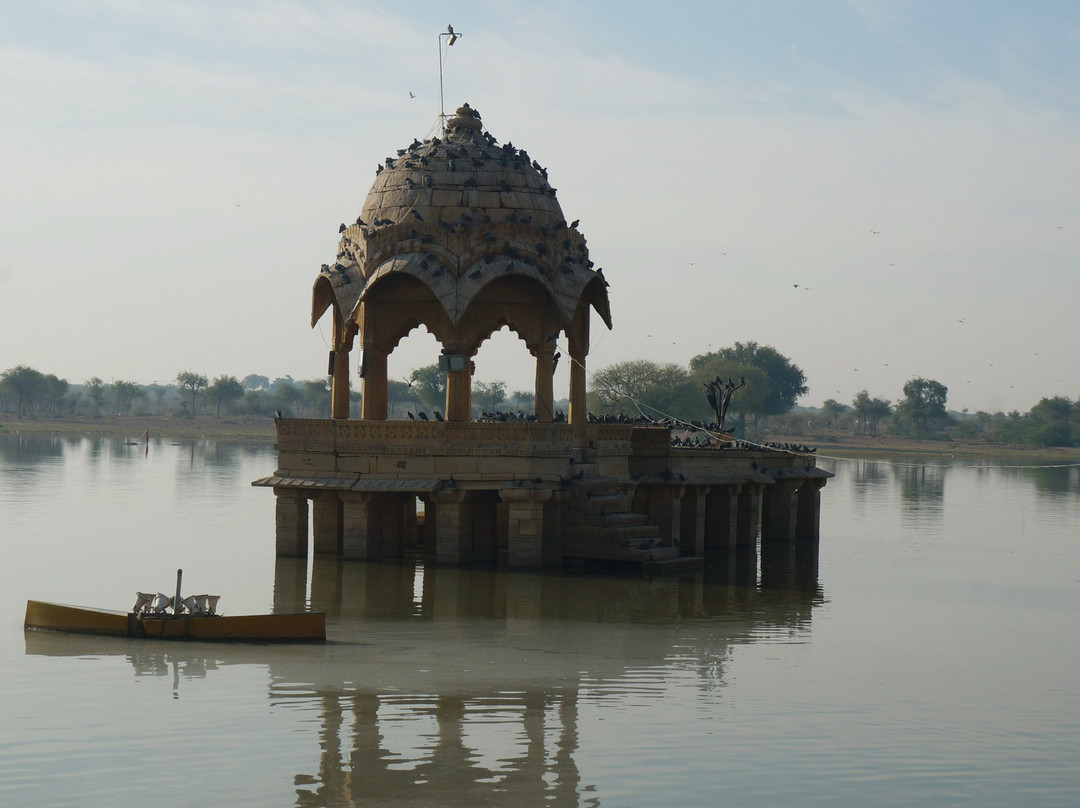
[173,569,183,615]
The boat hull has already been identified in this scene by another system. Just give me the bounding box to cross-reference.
[24,600,326,642]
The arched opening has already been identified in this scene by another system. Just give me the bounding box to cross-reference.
[386,325,442,419]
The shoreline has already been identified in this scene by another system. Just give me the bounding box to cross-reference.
[3,415,1079,461]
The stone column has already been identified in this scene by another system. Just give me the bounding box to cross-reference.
[445,360,472,423]
[533,344,556,423]
[431,490,471,564]
[567,309,590,448]
[679,485,708,556]
[359,345,389,420]
[312,492,344,555]
[331,347,351,419]
[762,479,801,543]
[796,478,826,541]
[704,485,739,551]
[341,491,382,560]
[735,483,761,547]
[378,493,405,559]
[500,488,553,568]
[275,488,309,557]
[568,356,587,447]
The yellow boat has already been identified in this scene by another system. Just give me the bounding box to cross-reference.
[24,600,325,642]
[24,570,325,642]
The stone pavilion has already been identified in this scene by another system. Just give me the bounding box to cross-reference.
[254,104,830,569]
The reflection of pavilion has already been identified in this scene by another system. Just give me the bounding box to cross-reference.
[23,549,821,805]
[268,551,822,806]
[254,104,831,569]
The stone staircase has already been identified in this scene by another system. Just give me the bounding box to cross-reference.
[560,454,679,563]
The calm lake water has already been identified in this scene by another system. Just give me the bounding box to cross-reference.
[1,432,1079,807]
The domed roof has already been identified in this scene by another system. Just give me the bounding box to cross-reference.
[360,103,566,234]
[312,104,611,334]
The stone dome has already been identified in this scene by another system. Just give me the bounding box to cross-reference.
[313,104,611,334]
[359,102,566,234]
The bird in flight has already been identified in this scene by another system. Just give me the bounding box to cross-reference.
[409,91,415,98]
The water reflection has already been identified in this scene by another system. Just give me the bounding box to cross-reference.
[25,553,822,807]
[269,557,823,806]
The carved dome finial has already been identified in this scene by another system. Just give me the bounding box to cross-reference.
[446,103,483,134]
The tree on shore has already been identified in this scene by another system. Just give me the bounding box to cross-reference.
[85,377,107,416]
[895,377,949,435]
[176,370,208,416]
[690,342,808,426]
[474,380,507,413]
[590,359,698,420]
[110,380,142,416]
[206,375,244,416]
[0,365,45,417]
[852,390,892,435]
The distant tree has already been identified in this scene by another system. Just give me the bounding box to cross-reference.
[272,381,303,417]
[302,379,330,417]
[473,379,507,413]
[509,389,533,407]
[175,370,208,416]
[110,380,142,416]
[41,374,69,415]
[84,377,107,416]
[852,390,892,435]
[206,375,245,416]
[1024,396,1079,447]
[590,360,698,420]
[821,398,849,425]
[242,374,270,391]
[0,365,45,417]
[690,341,808,419]
[895,377,948,435]
[409,364,446,412]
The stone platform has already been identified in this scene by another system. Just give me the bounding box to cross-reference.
[253,418,831,569]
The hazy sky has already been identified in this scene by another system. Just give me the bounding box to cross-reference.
[3,1,1078,414]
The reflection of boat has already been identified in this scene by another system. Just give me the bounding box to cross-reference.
[24,600,325,643]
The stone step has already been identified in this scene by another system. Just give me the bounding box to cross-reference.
[595,511,650,528]
[560,541,679,563]
[569,493,630,516]
[603,524,660,541]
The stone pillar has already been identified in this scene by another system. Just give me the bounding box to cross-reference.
[312,492,344,555]
[735,484,761,547]
[500,488,553,568]
[704,485,739,551]
[331,347,351,419]
[432,490,471,565]
[379,493,405,559]
[341,491,382,560]
[796,478,826,541]
[679,485,708,556]
[402,495,419,552]
[568,356,588,447]
[761,479,801,543]
[533,344,556,423]
[360,345,389,420]
[445,361,472,422]
[646,485,685,548]
[275,488,309,557]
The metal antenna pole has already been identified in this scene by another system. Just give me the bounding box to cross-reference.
[438,26,461,134]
